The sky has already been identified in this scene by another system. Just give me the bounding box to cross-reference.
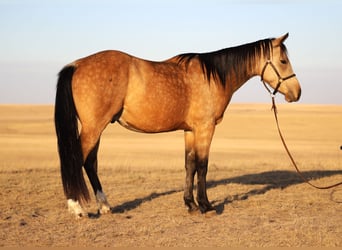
[0,0,341,104]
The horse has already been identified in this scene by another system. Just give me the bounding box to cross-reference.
[54,33,301,217]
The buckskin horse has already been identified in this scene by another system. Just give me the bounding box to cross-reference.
[55,33,301,217]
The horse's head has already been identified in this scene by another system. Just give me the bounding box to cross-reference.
[260,33,301,102]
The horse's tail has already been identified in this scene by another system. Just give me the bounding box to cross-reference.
[54,65,90,203]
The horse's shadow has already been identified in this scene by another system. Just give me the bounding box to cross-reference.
[208,169,342,214]
[89,169,342,218]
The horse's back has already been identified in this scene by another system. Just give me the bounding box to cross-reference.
[74,50,131,64]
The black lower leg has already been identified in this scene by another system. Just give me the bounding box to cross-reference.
[184,170,198,212]
[84,140,103,195]
[196,158,214,213]
[184,152,198,212]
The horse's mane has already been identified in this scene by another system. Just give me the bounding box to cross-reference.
[177,38,286,87]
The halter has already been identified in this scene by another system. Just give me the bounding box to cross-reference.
[260,60,296,96]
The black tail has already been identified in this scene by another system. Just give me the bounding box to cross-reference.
[54,65,90,203]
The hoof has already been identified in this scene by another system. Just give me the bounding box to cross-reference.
[184,200,199,214]
[99,204,111,215]
[67,199,87,218]
[199,203,216,214]
[187,206,200,215]
[96,190,111,215]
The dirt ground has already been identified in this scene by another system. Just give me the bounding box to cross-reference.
[0,103,341,247]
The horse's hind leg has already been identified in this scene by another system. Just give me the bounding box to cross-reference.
[84,139,111,215]
[183,131,199,212]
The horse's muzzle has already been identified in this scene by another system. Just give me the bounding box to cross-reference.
[285,85,301,102]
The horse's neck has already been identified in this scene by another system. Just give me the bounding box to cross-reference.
[228,64,259,93]
[231,52,265,94]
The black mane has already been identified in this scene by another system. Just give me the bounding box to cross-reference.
[177,39,277,87]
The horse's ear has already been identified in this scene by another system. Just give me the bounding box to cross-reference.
[273,33,289,46]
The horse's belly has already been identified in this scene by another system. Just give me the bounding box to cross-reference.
[117,109,186,133]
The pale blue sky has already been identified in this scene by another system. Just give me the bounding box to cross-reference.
[0,0,341,104]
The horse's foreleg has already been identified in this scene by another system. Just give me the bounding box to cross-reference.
[194,125,215,213]
[83,139,111,215]
[184,131,198,212]
[196,157,214,213]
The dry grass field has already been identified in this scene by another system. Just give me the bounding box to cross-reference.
[0,103,341,247]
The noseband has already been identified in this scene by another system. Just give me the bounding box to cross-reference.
[260,60,296,96]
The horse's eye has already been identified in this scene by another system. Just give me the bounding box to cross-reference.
[280,59,287,64]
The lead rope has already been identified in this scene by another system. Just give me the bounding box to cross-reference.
[268,93,342,190]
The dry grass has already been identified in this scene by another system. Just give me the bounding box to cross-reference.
[0,104,341,247]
